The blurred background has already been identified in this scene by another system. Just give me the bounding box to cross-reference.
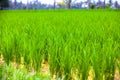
[0,0,120,10]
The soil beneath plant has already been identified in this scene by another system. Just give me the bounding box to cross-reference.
[0,55,120,80]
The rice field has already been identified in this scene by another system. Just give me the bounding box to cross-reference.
[0,10,120,80]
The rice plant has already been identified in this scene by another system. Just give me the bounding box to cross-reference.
[0,10,120,80]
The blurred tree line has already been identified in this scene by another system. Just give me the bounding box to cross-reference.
[0,0,9,9]
[0,0,120,10]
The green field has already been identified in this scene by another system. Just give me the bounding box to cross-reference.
[0,10,120,80]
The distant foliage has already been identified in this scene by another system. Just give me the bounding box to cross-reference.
[90,4,95,9]
[0,0,9,9]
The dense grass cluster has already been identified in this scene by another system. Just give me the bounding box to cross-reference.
[0,10,120,80]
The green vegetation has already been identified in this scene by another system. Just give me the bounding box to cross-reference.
[0,10,120,80]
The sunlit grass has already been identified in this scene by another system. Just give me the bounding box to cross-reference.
[0,10,120,80]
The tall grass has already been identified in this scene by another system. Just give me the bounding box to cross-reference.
[0,10,120,80]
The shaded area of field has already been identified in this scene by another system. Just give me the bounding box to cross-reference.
[0,10,120,80]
